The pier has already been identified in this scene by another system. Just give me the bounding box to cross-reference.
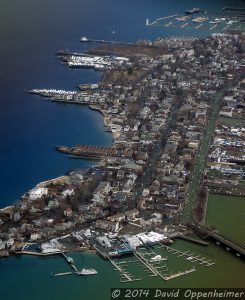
[60,252,78,272]
[164,267,196,281]
[192,224,245,259]
[159,244,215,267]
[179,235,209,246]
[210,24,218,31]
[134,249,198,281]
[53,272,73,277]
[80,37,133,45]
[56,145,118,159]
[165,22,173,28]
[147,14,179,26]
[134,250,164,279]
[107,256,141,282]
[181,23,189,28]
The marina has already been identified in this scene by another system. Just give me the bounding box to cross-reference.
[146,7,245,32]
[53,252,98,278]
[158,244,216,267]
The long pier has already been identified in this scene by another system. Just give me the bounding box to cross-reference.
[56,145,118,159]
[164,267,196,281]
[80,37,133,45]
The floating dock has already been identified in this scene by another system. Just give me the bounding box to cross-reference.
[164,267,196,281]
[107,256,141,283]
[53,272,73,277]
[159,244,215,267]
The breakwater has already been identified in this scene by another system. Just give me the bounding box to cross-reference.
[56,144,118,159]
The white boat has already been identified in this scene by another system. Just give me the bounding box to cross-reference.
[75,268,98,276]
[186,256,194,261]
[150,255,167,261]
[227,20,238,25]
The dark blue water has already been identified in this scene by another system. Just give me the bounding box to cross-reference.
[0,0,242,207]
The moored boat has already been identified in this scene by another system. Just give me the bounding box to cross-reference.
[75,268,98,276]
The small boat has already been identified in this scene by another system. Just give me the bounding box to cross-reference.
[186,8,201,15]
[150,255,167,261]
[75,268,98,276]
[67,257,74,264]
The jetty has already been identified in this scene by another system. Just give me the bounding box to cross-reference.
[56,145,118,159]
[80,37,133,45]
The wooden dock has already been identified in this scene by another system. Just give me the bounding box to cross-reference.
[164,267,196,281]
[53,272,73,277]
[210,24,218,31]
[107,256,141,283]
[159,244,215,267]
[60,252,78,272]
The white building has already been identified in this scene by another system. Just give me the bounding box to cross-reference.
[29,188,48,201]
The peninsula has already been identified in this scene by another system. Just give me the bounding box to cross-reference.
[0,32,244,263]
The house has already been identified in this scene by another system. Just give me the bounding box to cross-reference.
[64,208,73,218]
[47,199,59,210]
[107,213,125,222]
[95,220,118,231]
[29,188,48,200]
[62,189,74,198]
[96,236,111,248]
[11,212,21,222]
[30,233,41,241]
[6,238,15,248]
[113,192,127,202]
[124,209,139,220]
